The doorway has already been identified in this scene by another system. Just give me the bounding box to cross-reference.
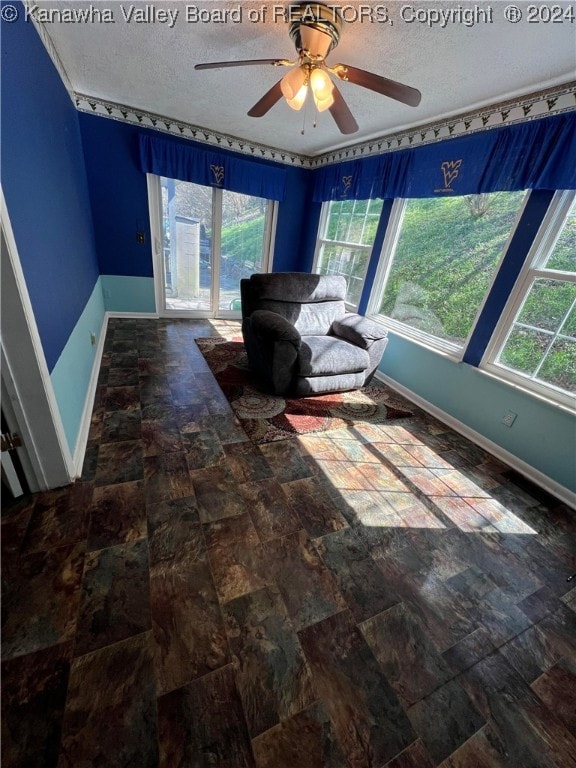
[1,192,74,492]
[148,175,276,317]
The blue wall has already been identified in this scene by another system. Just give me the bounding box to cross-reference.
[1,4,100,372]
[78,114,317,285]
[1,5,103,455]
[274,169,321,272]
[78,115,154,279]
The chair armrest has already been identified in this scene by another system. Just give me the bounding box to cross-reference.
[331,313,388,349]
[250,310,302,347]
[243,310,301,395]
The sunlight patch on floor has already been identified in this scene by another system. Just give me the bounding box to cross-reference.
[301,424,537,535]
[201,323,539,539]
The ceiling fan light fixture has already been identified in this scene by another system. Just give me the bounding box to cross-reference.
[281,65,310,111]
[287,84,309,111]
[312,91,334,112]
[310,68,333,97]
[310,67,334,111]
[280,65,306,99]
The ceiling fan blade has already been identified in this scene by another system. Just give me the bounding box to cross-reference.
[195,59,286,70]
[248,80,284,118]
[329,84,359,135]
[335,64,421,107]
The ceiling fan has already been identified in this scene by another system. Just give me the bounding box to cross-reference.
[194,2,421,134]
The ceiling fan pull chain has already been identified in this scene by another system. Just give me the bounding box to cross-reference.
[301,94,309,135]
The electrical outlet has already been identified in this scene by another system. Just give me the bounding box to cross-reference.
[90,332,97,346]
[502,411,517,427]
[136,231,146,244]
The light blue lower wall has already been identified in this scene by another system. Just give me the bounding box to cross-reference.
[101,275,156,313]
[50,278,106,454]
[49,275,154,457]
[380,333,576,493]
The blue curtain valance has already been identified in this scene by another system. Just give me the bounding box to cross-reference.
[313,113,576,202]
[138,134,287,201]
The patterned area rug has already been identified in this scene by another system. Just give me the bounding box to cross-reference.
[196,336,414,444]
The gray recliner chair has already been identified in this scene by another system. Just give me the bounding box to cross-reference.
[241,272,389,396]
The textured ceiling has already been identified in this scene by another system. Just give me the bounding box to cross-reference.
[35,1,576,156]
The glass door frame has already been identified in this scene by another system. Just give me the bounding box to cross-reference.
[147,173,277,319]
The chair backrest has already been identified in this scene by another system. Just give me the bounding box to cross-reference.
[241,273,347,336]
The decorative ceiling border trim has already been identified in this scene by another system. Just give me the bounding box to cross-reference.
[26,7,576,170]
[310,82,576,167]
[74,94,311,167]
[75,84,575,170]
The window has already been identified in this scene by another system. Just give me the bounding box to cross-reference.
[314,198,384,308]
[148,175,275,317]
[484,191,576,403]
[367,192,527,355]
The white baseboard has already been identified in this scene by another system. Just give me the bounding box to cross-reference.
[72,314,109,477]
[375,371,576,510]
[107,311,159,319]
[72,311,160,476]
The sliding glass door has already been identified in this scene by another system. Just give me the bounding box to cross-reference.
[148,175,276,317]
[219,190,270,313]
[160,178,212,312]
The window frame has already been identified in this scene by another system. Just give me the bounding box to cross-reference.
[313,198,384,311]
[482,189,576,409]
[366,192,531,361]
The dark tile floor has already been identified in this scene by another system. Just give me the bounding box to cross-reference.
[2,317,576,767]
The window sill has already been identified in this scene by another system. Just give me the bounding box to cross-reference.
[480,363,576,415]
[371,315,464,363]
